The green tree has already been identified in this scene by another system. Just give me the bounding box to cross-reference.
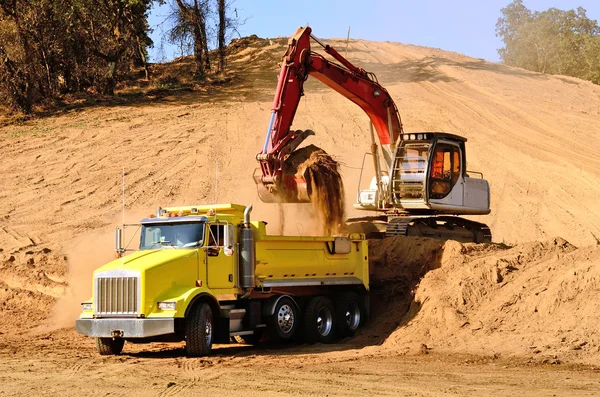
[497,1,600,84]
[582,35,600,83]
[0,0,154,113]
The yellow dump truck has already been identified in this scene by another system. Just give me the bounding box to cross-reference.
[76,203,369,356]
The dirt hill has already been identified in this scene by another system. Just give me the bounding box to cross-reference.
[359,236,600,365]
[1,35,600,370]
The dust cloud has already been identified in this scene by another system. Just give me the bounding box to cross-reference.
[48,210,148,330]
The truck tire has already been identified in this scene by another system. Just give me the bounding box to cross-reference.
[268,297,298,342]
[335,292,362,337]
[303,296,336,344]
[96,337,124,355]
[185,302,213,357]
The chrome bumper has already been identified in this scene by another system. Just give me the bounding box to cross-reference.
[76,318,175,338]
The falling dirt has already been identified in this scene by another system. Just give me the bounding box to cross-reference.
[283,144,345,235]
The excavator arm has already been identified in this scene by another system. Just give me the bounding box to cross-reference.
[255,26,403,203]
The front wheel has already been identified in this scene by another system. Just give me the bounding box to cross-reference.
[303,296,336,344]
[96,337,124,355]
[185,303,213,357]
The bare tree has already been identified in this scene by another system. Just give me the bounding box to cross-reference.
[172,0,210,77]
[217,0,225,73]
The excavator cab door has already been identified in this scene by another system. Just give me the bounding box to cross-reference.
[426,139,464,209]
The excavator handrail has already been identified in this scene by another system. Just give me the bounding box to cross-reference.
[467,170,484,179]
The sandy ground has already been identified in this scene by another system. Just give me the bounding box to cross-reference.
[2,339,600,396]
[2,36,600,394]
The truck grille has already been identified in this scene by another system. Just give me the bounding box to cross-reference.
[96,276,139,315]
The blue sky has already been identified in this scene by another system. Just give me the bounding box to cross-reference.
[148,0,600,63]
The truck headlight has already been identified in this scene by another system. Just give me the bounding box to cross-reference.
[81,302,93,311]
[158,301,177,311]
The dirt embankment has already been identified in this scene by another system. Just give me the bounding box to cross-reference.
[362,236,600,365]
[1,33,600,394]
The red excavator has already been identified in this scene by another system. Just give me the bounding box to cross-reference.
[254,26,491,242]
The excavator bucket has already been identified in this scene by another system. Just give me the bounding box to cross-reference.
[254,144,343,205]
[253,168,311,203]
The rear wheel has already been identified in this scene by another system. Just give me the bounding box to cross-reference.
[185,303,213,357]
[96,337,124,355]
[335,292,363,337]
[268,297,298,342]
[303,296,336,344]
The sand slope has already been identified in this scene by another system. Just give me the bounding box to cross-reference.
[1,36,600,372]
[365,237,600,365]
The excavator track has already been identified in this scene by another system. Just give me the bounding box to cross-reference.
[346,215,492,243]
[389,215,492,243]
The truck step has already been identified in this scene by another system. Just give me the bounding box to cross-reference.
[230,330,257,336]
[221,308,246,318]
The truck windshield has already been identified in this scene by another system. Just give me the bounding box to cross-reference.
[139,222,205,250]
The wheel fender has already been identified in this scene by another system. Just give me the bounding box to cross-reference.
[185,292,221,318]
[262,295,299,316]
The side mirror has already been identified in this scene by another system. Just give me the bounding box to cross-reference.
[115,226,123,257]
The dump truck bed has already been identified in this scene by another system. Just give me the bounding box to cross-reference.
[251,222,369,290]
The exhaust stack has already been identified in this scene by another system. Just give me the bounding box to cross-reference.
[240,204,256,288]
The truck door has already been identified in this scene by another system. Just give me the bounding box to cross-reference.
[206,223,235,289]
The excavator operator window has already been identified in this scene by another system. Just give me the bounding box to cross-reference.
[429,143,461,200]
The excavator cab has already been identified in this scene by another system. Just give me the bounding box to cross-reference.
[356,132,490,216]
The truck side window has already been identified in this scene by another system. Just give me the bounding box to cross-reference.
[208,224,225,252]
[208,224,225,256]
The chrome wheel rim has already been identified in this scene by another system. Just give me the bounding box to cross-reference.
[277,304,295,334]
[345,302,361,330]
[316,307,333,336]
[205,316,212,346]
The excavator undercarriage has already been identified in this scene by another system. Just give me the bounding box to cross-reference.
[347,214,492,243]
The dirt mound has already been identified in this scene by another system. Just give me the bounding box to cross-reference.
[0,247,68,352]
[349,237,445,345]
[284,144,345,235]
[368,237,600,364]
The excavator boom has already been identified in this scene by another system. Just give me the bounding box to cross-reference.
[255,26,403,202]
